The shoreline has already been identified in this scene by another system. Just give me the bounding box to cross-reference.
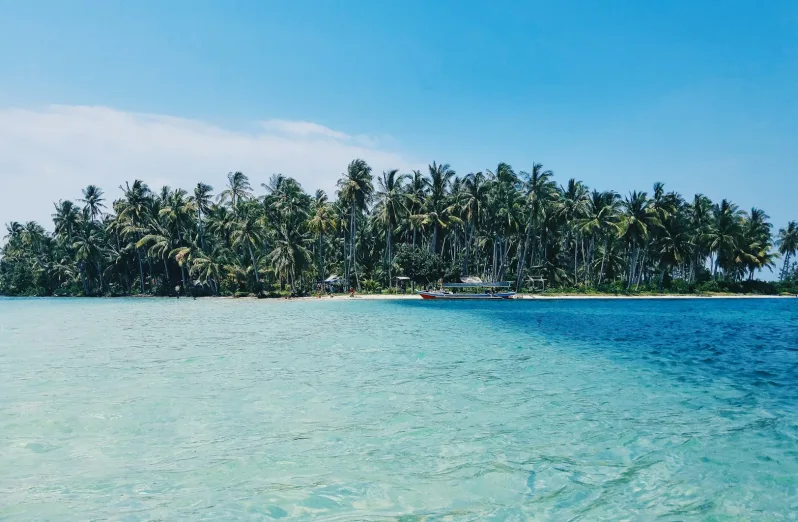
[3,293,795,301]
[294,293,796,301]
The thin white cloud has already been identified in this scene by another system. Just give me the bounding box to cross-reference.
[0,105,418,232]
[259,119,351,141]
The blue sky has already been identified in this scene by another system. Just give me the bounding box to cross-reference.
[1,0,797,243]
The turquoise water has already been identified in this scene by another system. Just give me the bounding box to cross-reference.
[1,297,797,520]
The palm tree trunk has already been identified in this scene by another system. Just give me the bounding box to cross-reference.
[497,238,503,281]
[781,253,791,281]
[386,225,392,283]
[463,223,474,275]
[318,234,324,278]
[197,208,204,250]
[348,204,354,287]
[350,201,361,291]
[636,251,647,290]
[147,256,154,291]
[503,238,509,280]
[516,223,532,290]
[95,260,104,293]
[248,243,259,283]
[598,237,608,286]
[136,248,145,293]
[163,257,169,285]
[583,238,590,285]
[343,228,349,287]
[463,226,470,275]
[472,226,479,274]
[627,245,638,290]
[78,261,89,296]
[350,206,356,289]
[492,237,497,281]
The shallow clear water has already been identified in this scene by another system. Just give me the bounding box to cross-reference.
[1,297,797,520]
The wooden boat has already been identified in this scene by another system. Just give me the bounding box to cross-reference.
[418,290,516,300]
[418,278,516,300]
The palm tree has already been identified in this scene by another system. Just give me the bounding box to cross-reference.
[261,173,291,197]
[231,206,266,285]
[404,169,427,247]
[777,221,798,281]
[484,163,521,281]
[191,248,228,295]
[687,194,713,281]
[158,188,194,289]
[4,221,24,242]
[263,175,310,226]
[218,171,253,212]
[308,190,336,279]
[170,240,203,291]
[517,164,557,287]
[418,161,457,254]
[577,190,621,285]
[74,226,105,294]
[79,185,106,222]
[52,200,81,244]
[706,199,743,278]
[117,180,152,293]
[268,216,311,293]
[192,182,214,250]
[460,171,489,275]
[656,211,691,288]
[3,155,797,298]
[52,200,87,292]
[737,208,773,281]
[136,224,172,288]
[558,179,590,284]
[619,191,660,289]
[336,159,374,290]
[374,169,408,283]
[205,205,237,249]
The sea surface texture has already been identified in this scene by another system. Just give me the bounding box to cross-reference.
[1,297,797,520]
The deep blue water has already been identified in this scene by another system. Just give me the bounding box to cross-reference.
[0,297,796,519]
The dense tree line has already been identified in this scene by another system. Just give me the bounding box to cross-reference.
[2,160,797,296]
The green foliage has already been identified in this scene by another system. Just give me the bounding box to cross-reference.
[393,244,445,285]
[0,161,791,298]
[361,279,381,294]
[695,279,781,295]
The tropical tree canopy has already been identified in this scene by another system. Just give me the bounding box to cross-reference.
[1,161,793,296]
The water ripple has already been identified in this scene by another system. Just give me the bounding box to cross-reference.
[0,297,796,519]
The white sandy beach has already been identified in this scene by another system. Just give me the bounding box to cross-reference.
[294,293,795,301]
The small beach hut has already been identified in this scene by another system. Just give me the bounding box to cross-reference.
[393,276,410,293]
[527,274,546,293]
[321,275,342,293]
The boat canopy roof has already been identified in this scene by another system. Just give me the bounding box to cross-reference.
[324,275,341,283]
[442,281,511,288]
